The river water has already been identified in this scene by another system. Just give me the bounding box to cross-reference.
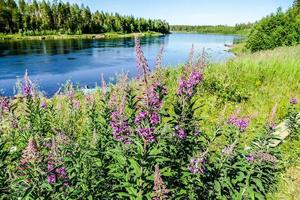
[0,33,241,96]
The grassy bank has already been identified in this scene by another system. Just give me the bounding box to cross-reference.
[0,31,163,41]
[0,44,299,199]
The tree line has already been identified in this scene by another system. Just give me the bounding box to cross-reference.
[0,0,170,35]
[170,23,253,35]
[246,0,300,52]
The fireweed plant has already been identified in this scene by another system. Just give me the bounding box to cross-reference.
[0,38,298,199]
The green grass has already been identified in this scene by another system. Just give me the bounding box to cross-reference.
[161,45,300,198]
[0,31,162,41]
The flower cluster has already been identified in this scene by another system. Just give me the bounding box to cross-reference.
[135,37,150,83]
[22,71,33,97]
[137,127,155,143]
[146,82,167,110]
[47,138,69,185]
[20,137,40,166]
[221,144,235,156]
[0,97,9,112]
[188,155,206,174]
[290,97,298,105]
[153,165,169,200]
[174,127,187,139]
[135,83,167,143]
[110,111,131,143]
[227,115,250,132]
[178,71,203,97]
[48,164,68,185]
[40,101,47,109]
[246,151,278,164]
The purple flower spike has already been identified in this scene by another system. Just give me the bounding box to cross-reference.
[175,128,187,139]
[48,174,56,184]
[40,101,47,109]
[188,156,206,174]
[150,112,160,125]
[246,155,254,162]
[178,71,203,97]
[290,97,298,105]
[135,111,148,124]
[0,97,9,112]
[228,116,250,132]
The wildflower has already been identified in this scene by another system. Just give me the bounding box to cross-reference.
[137,127,155,143]
[47,138,69,185]
[135,111,148,124]
[155,45,164,69]
[153,165,169,200]
[150,112,160,125]
[135,37,150,84]
[72,100,81,110]
[246,155,254,162]
[11,118,18,129]
[85,94,94,106]
[252,152,278,163]
[146,82,167,109]
[177,71,203,97]
[0,97,9,112]
[195,48,207,70]
[56,167,68,180]
[186,44,195,68]
[227,116,250,132]
[48,173,56,184]
[110,111,131,142]
[40,101,47,109]
[22,70,33,97]
[175,128,187,139]
[20,137,40,165]
[222,144,235,156]
[188,155,206,174]
[246,152,277,164]
[290,97,298,105]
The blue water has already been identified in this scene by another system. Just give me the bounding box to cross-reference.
[0,33,240,96]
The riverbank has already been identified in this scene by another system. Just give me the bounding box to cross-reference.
[0,31,163,41]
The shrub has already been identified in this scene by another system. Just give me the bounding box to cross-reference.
[246,7,300,52]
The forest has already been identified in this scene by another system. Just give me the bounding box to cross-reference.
[0,0,170,35]
[170,23,253,35]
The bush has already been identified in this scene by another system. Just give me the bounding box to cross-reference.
[246,8,300,52]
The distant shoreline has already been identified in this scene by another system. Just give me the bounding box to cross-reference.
[0,32,164,41]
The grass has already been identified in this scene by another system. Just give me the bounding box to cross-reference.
[0,31,162,41]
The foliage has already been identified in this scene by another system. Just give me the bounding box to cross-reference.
[170,23,253,35]
[246,6,300,52]
[0,0,170,35]
[0,42,299,199]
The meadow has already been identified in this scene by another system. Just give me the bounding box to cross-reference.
[0,38,299,199]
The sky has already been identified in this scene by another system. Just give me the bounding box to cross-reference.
[62,0,294,25]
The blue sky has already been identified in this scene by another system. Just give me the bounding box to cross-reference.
[63,0,294,25]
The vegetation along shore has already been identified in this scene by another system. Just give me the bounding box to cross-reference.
[0,31,163,41]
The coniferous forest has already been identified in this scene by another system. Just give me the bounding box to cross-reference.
[0,0,170,35]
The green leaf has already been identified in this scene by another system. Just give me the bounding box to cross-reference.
[129,158,142,178]
[253,178,265,193]
[248,187,255,200]
[214,181,221,192]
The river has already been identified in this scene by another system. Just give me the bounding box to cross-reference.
[0,33,241,96]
